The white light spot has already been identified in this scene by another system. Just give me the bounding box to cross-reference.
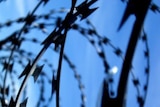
[109,66,118,75]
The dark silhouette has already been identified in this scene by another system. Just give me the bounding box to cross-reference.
[0,0,159,107]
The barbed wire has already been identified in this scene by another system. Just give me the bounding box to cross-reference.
[0,0,156,107]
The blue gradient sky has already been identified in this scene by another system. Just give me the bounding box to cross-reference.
[0,0,160,107]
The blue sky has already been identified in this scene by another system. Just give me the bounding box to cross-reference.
[0,0,160,107]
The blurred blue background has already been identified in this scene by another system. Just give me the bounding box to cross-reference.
[0,0,160,107]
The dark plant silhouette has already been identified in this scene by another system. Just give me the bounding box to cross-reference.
[0,0,159,107]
